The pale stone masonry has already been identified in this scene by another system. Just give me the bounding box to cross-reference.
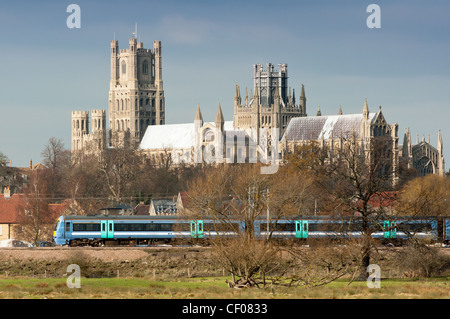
[72,37,165,153]
[70,38,444,178]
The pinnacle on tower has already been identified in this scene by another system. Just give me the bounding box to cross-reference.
[245,87,248,106]
[338,105,343,115]
[363,98,369,119]
[215,103,224,131]
[299,84,306,116]
[234,85,241,99]
[195,104,203,125]
[317,106,322,116]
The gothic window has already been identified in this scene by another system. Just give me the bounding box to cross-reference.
[121,61,126,74]
[152,59,155,77]
[142,60,149,75]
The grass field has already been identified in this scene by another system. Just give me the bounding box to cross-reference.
[0,276,449,299]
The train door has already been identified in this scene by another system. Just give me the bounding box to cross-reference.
[295,220,308,239]
[445,219,450,244]
[65,221,72,237]
[383,220,397,239]
[190,220,204,239]
[101,220,114,239]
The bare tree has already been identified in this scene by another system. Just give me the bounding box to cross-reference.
[97,147,143,204]
[40,137,71,200]
[18,170,55,245]
[186,164,316,287]
[396,175,450,217]
[0,151,8,164]
[320,136,395,280]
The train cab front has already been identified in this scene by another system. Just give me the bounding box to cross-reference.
[53,216,68,246]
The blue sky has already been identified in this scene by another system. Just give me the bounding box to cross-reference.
[0,0,449,168]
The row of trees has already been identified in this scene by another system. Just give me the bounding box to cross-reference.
[184,137,449,285]
[31,137,199,210]
[5,138,199,245]
[3,136,448,281]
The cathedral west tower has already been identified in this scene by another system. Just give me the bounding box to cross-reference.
[71,37,164,154]
[109,38,165,148]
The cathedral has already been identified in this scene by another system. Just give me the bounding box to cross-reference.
[72,37,164,153]
[71,37,445,180]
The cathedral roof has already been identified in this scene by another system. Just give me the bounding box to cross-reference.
[139,121,233,150]
[283,113,376,141]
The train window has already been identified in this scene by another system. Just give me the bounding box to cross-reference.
[260,222,295,232]
[400,222,432,233]
[73,223,101,231]
[66,222,71,232]
[204,222,239,232]
[173,223,190,231]
[159,223,173,231]
[131,224,143,231]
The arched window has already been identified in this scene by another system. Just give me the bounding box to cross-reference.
[142,60,149,75]
[121,60,126,74]
[152,59,155,77]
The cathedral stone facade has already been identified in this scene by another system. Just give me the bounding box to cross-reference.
[72,37,164,154]
[70,40,444,178]
[401,128,445,176]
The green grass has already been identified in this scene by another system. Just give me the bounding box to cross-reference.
[0,276,448,299]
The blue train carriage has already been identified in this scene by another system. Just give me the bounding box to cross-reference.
[254,216,441,244]
[53,215,243,246]
[255,217,367,241]
[373,217,439,244]
[444,217,450,245]
[53,215,189,246]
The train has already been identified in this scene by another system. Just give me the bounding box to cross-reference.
[53,214,450,247]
